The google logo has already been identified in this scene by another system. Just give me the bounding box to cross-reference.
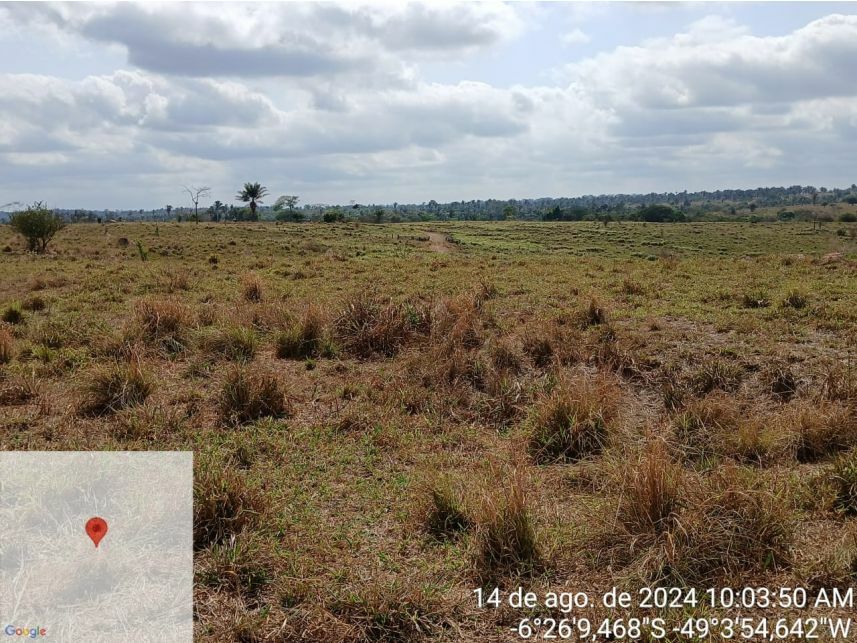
[3,626,46,639]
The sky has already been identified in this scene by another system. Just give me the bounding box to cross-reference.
[1,1,857,210]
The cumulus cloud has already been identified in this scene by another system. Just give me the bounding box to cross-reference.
[561,28,590,46]
[1,4,857,207]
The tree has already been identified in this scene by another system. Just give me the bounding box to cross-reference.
[9,202,65,253]
[273,195,301,222]
[183,185,211,223]
[165,204,173,220]
[236,182,268,220]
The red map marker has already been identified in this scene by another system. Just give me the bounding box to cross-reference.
[85,517,108,548]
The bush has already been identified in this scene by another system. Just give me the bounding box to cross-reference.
[839,212,857,222]
[9,202,65,253]
[218,366,289,424]
[529,376,618,463]
[80,360,153,415]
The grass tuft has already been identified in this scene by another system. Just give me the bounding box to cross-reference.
[80,359,153,415]
[217,366,289,424]
[529,375,618,463]
[474,467,541,581]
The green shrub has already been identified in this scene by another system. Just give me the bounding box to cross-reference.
[9,202,65,253]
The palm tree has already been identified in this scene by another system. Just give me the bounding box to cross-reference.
[236,182,268,221]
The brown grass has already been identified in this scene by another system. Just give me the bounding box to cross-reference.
[335,293,413,358]
[240,272,264,302]
[786,401,857,463]
[274,305,328,359]
[674,467,794,584]
[194,455,264,549]
[217,366,290,425]
[0,326,12,364]
[79,359,153,415]
[132,297,192,352]
[474,466,541,582]
[528,374,619,463]
[417,475,470,540]
[618,440,683,538]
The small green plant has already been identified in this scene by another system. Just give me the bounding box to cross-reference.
[2,303,24,325]
[135,240,149,261]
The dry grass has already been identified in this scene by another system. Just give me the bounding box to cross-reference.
[618,440,683,538]
[474,466,541,582]
[674,467,794,584]
[831,449,857,515]
[329,582,448,642]
[335,293,414,358]
[274,305,328,359]
[194,455,264,549]
[0,326,13,364]
[79,359,153,415]
[786,401,857,463]
[217,366,290,425]
[528,374,619,463]
[417,475,470,541]
[240,272,264,302]
[132,297,192,352]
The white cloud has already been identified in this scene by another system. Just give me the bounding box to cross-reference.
[2,4,857,207]
[561,28,590,46]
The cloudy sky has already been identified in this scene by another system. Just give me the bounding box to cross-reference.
[2,1,857,210]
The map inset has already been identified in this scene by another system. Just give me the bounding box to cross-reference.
[0,451,192,642]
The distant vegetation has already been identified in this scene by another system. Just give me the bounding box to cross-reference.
[4,183,857,225]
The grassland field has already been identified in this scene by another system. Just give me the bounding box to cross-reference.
[1,219,856,641]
